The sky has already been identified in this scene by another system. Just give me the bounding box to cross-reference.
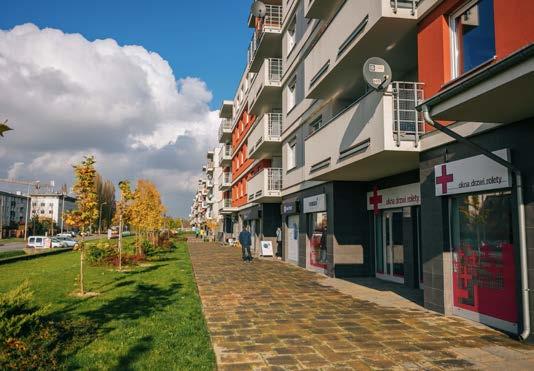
[0,1,253,217]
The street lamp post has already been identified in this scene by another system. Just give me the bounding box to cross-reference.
[98,202,107,235]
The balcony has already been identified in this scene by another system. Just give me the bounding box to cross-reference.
[220,198,235,214]
[248,58,283,116]
[218,144,232,167]
[247,4,282,73]
[247,168,282,203]
[304,82,424,181]
[247,113,283,160]
[218,118,232,143]
[206,160,214,173]
[218,172,232,191]
[305,0,343,20]
[305,0,420,101]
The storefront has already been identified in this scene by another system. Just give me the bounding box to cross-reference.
[281,199,300,264]
[433,149,518,333]
[303,194,328,274]
[367,182,422,287]
[240,205,261,254]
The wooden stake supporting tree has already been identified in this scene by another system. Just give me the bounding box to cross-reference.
[64,156,98,295]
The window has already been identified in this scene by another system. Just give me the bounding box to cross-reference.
[450,0,495,78]
[40,203,45,207]
[308,115,324,135]
[287,77,296,112]
[287,16,296,54]
[287,140,296,170]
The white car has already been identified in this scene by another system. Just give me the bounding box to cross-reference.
[27,236,51,249]
[56,236,78,248]
[51,238,67,248]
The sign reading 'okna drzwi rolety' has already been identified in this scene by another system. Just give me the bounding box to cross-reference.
[434,149,511,196]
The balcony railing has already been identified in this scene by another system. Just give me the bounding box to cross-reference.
[218,118,232,142]
[218,172,232,190]
[267,58,282,82]
[248,168,283,202]
[218,144,232,166]
[392,82,424,146]
[391,0,421,15]
[248,113,283,158]
[247,5,282,66]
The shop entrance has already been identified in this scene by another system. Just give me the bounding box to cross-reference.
[376,210,404,284]
[287,215,299,263]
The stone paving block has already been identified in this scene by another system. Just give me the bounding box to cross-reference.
[188,242,534,370]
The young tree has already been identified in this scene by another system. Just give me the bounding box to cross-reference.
[130,180,165,253]
[64,156,98,295]
[116,180,133,270]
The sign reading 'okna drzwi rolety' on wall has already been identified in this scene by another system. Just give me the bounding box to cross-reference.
[367,183,421,214]
[434,149,511,196]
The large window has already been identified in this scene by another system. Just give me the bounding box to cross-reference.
[450,191,517,328]
[287,77,296,112]
[287,140,296,170]
[287,16,296,54]
[450,0,496,78]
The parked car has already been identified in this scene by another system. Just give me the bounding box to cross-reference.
[56,233,75,238]
[51,238,67,248]
[27,236,51,249]
[56,236,79,248]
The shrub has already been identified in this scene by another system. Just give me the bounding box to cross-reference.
[0,282,46,341]
[0,283,95,370]
[85,242,116,265]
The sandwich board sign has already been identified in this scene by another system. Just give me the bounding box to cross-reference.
[261,241,274,257]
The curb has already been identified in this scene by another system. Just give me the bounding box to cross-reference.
[0,248,74,265]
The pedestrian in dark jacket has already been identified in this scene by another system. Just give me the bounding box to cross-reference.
[239,225,252,262]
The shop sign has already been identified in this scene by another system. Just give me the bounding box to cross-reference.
[303,194,326,213]
[242,206,260,221]
[367,183,420,214]
[281,200,299,215]
[434,149,511,196]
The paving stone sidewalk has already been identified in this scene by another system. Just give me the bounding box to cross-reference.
[188,242,534,370]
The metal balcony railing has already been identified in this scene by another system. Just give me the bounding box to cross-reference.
[247,5,282,65]
[268,58,283,82]
[267,113,282,139]
[391,0,422,15]
[218,118,232,141]
[267,168,283,191]
[392,81,425,146]
[218,172,232,187]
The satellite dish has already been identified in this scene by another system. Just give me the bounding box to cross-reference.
[363,57,392,90]
[251,1,267,18]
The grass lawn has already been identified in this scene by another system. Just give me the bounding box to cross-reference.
[0,237,24,243]
[0,250,26,260]
[0,240,215,370]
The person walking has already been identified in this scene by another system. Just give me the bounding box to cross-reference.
[275,226,282,259]
[239,225,252,262]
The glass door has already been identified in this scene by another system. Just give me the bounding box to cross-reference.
[379,210,404,283]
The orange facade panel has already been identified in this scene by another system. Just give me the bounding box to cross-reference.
[417,0,534,131]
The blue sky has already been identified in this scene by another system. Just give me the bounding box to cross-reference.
[1,0,252,109]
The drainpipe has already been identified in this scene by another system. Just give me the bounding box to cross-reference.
[421,105,530,341]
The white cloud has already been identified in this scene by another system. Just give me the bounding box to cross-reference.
[0,24,218,216]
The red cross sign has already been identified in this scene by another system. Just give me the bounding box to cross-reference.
[369,186,382,215]
[436,164,454,194]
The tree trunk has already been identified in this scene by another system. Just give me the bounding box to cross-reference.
[80,228,85,295]
[118,214,123,271]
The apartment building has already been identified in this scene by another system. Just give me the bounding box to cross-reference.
[0,190,28,238]
[217,0,284,251]
[190,147,224,237]
[30,193,76,226]
[204,0,534,338]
